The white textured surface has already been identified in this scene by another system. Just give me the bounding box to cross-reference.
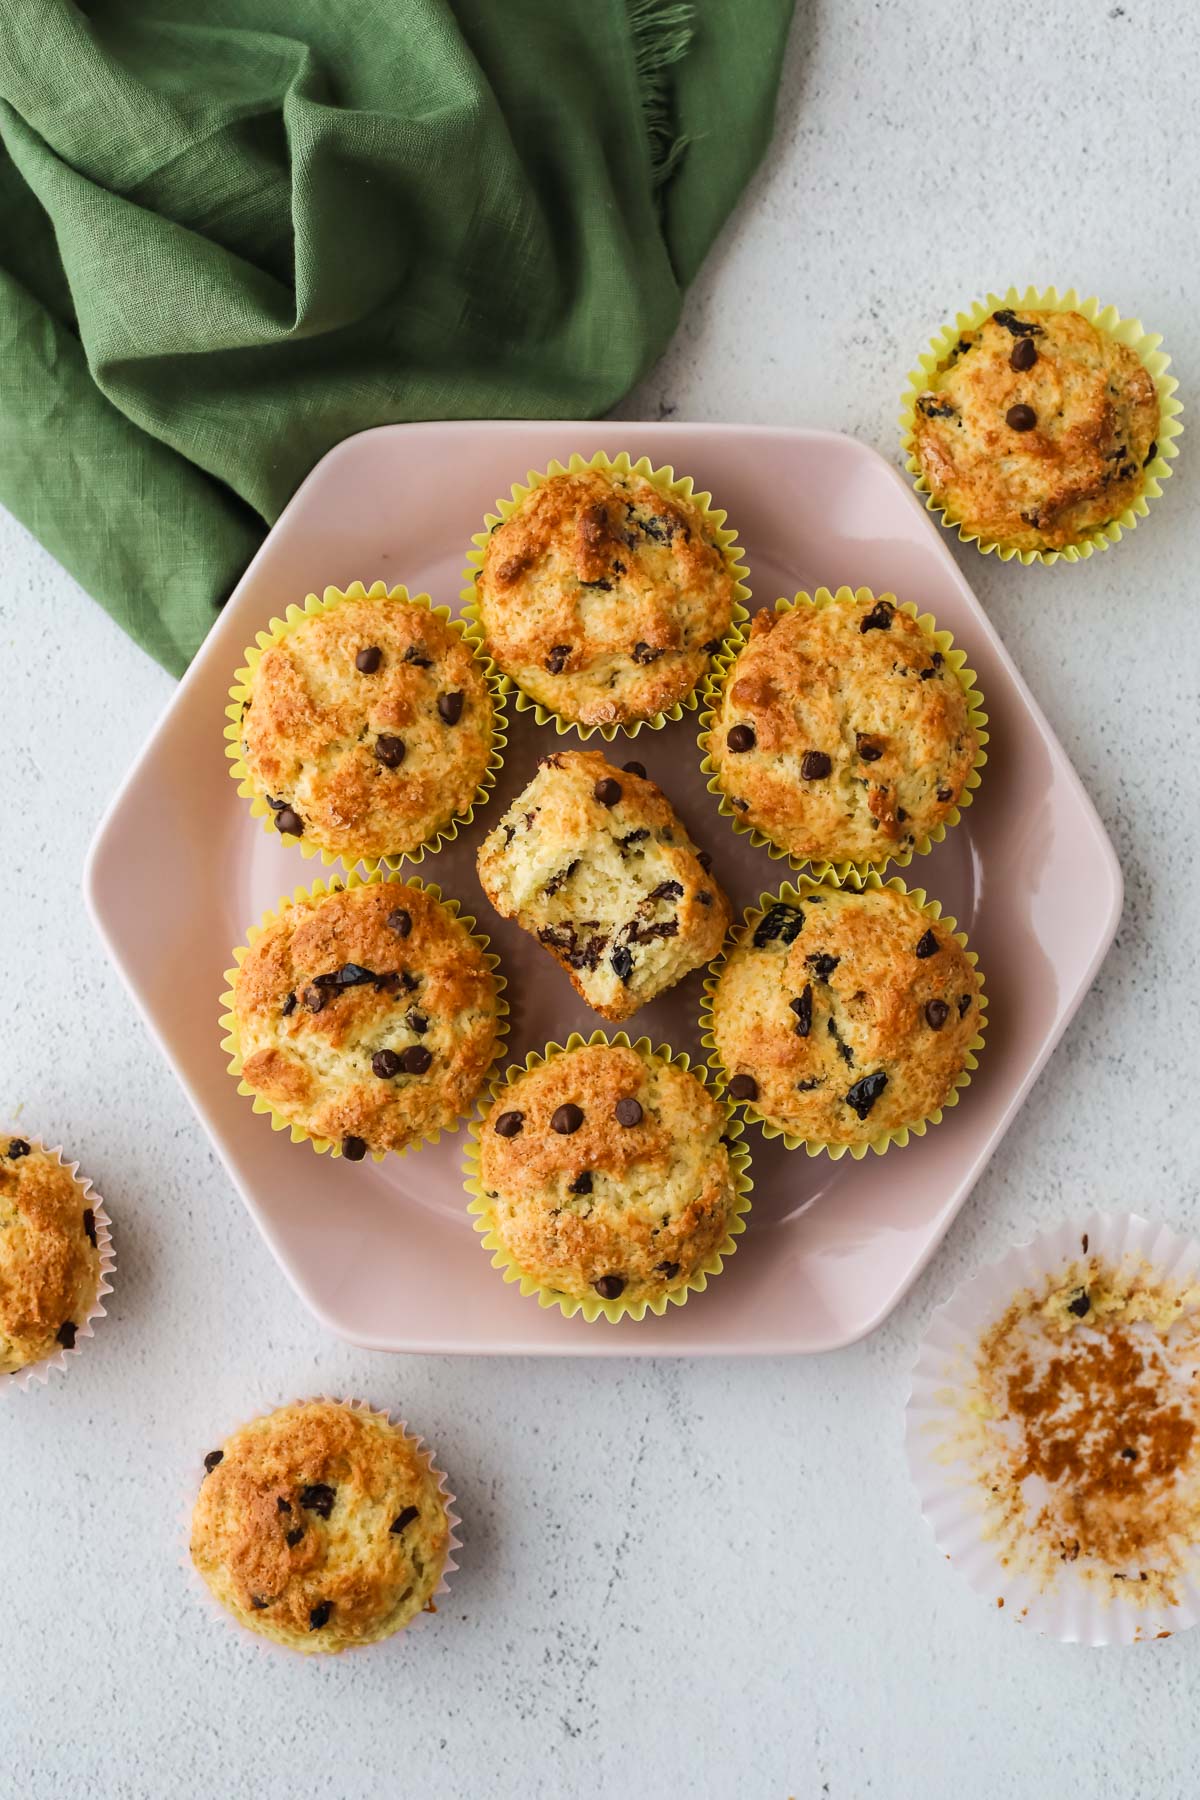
[2,2,1198,1793]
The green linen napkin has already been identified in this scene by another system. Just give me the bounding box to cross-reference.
[0,0,793,674]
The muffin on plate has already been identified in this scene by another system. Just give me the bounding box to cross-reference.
[705,589,983,872]
[223,877,504,1160]
[469,454,744,733]
[476,750,730,1021]
[190,1399,453,1654]
[705,879,984,1155]
[0,1137,107,1376]
[231,582,500,866]
[909,306,1160,555]
[471,1038,749,1317]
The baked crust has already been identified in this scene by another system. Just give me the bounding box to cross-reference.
[0,1140,101,1374]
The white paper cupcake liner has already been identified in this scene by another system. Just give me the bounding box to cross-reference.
[1,1144,115,1396]
[907,1212,1200,1645]
[182,1395,460,1659]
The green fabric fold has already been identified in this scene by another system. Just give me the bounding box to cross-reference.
[0,0,793,674]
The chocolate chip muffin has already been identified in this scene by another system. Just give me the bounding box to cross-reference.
[474,1040,748,1312]
[0,1138,106,1375]
[225,878,504,1160]
[476,751,730,1022]
[232,582,498,865]
[706,591,982,870]
[706,881,984,1153]
[190,1400,453,1654]
[909,307,1160,554]
[470,457,743,731]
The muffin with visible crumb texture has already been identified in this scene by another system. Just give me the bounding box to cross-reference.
[227,880,503,1159]
[708,591,980,869]
[190,1400,451,1654]
[477,751,730,1022]
[236,585,496,863]
[0,1138,103,1375]
[474,462,739,729]
[910,308,1159,554]
[709,881,982,1150]
[477,1042,743,1307]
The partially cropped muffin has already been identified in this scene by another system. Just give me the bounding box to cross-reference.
[0,1137,103,1375]
[227,880,503,1159]
[473,462,738,729]
[910,307,1159,554]
[477,1042,742,1307]
[236,586,495,863]
[707,592,979,868]
[477,751,730,1021]
[709,882,983,1150]
[190,1399,451,1654]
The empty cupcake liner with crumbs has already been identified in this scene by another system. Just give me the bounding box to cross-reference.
[463,1030,753,1324]
[460,450,750,741]
[698,586,988,882]
[906,1212,1200,1645]
[0,1141,115,1395]
[900,285,1182,565]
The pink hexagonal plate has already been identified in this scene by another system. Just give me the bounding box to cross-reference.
[84,422,1121,1354]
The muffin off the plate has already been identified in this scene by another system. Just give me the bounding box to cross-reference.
[910,307,1159,555]
[227,880,503,1159]
[190,1400,451,1654]
[476,750,730,1022]
[0,1138,103,1376]
[475,464,737,729]
[478,1042,741,1307]
[709,882,982,1151]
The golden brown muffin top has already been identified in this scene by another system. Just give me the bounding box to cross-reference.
[232,881,502,1157]
[0,1139,102,1375]
[911,309,1159,553]
[190,1400,449,1653]
[239,593,494,862]
[479,1043,738,1302]
[709,883,982,1147]
[709,596,978,866]
[476,466,736,727]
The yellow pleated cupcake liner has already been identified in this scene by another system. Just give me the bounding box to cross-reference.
[463,1029,753,1323]
[698,587,988,883]
[900,285,1182,564]
[219,869,508,1161]
[699,873,987,1160]
[224,579,508,873]
[459,450,751,741]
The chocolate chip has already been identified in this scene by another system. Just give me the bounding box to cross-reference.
[387,908,412,938]
[844,1071,888,1120]
[1068,1289,1091,1318]
[856,734,883,761]
[372,1049,401,1079]
[6,1139,30,1159]
[753,904,804,947]
[593,777,622,807]
[801,751,832,780]
[355,646,382,673]
[896,808,907,822]
[281,991,297,1017]
[494,1110,524,1138]
[702,638,723,654]
[726,724,756,753]
[1121,1447,1137,1459]
[936,785,953,803]
[551,1104,584,1135]
[622,761,646,779]
[437,691,464,725]
[731,797,749,811]
[594,1275,625,1300]
[655,1261,680,1280]
[308,1601,333,1631]
[1006,404,1037,432]
[398,1045,432,1074]
[791,985,813,1038]
[1144,440,1158,465]
[925,999,950,1031]
[274,806,303,836]
[82,1208,97,1248]
[915,930,940,959]
[631,642,664,664]
[920,666,938,681]
[993,309,1041,339]
[406,1009,428,1034]
[917,397,956,419]
[860,600,894,634]
[342,1135,368,1161]
[618,828,649,848]
[569,1171,593,1196]
[796,1076,825,1092]
[545,644,571,674]
[614,1098,642,1128]
[697,849,712,871]
[611,945,634,982]
[203,1450,224,1474]
[698,890,713,906]
[403,645,433,668]
[958,993,972,1018]
[375,734,406,768]
[299,1483,336,1519]
[728,1073,758,1101]
[807,953,839,980]
[286,1526,305,1547]
[277,1497,292,1513]
[250,1596,269,1610]
[827,1018,855,1067]
[390,1505,420,1535]
[1010,336,1038,373]
[649,880,683,901]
